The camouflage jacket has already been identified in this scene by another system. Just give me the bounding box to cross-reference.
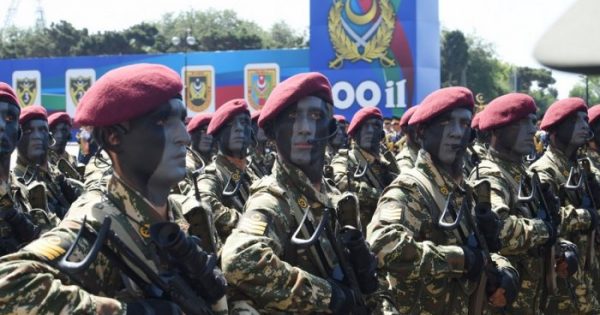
[174,148,208,195]
[0,174,192,314]
[48,150,81,180]
[83,151,112,192]
[395,142,418,174]
[191,153,257,243]
[586,148,600,182]
[331,146,396,230]
[0,172,59,256]
[222,157,342,314]
[247,151,275,179]
[367,149,515,314]
[14,156,83,220]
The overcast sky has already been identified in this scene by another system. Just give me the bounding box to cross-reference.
[1,0,581,98]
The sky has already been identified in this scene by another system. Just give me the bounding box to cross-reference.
[1,0,583,98]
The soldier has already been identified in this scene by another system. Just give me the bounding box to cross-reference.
[395,105,419,173]
[528,97,600,314]
[0,83,57,256]
[222,72,379,313]
[470,93,566,314]
[331,107,398,231]
[0,64,227,314]
[324,114,348,165]
[248,110,275,178]
[190,99,255,244]
[47,112,79,174]
[175,112,213,195]
[367,87,519,314]
[14,105,83,219]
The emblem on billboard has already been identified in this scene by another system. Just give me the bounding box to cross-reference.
[12,71,41,107]
[184,66,214,113]
[65,69,96,117]
[328,0,396,69]
[244,63,279,111]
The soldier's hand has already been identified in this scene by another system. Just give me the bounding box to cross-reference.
[556,241,579,278]
[328,279,359,315]
[126,299,183,315]
[340,226,378,294]
[0,206,39,243]
[487,267,518,308]
[474,202,501,252]
[461,246,484,281]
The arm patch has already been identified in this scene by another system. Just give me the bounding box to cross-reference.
[237,210,270,236]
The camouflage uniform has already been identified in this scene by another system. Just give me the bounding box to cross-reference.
[222,157,344,313]
[367,149,516,314]
[470,148,551,314]
[395,142,418,173]
[190,153,257,244]
[0,174,194,314]
[529,145,600,314]
[174,148,208,195]
[14,156,83,219]
[83,151,112,192]
[48,149,78,169]
[247,151,275,179]
[331,145,397,230]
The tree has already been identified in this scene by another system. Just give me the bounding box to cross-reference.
[464,37,511,101]
[569,76,600,106]
[441,30,469,87]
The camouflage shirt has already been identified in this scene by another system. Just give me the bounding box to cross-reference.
[222,158,340,314]
[0,174,192,314]
[48,150,81,180]
[395,142,418,174]
[331,145,396,230]
[367,149,515,315]
[83,151,112,192]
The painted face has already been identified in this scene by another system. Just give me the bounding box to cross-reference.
[191,126,213,154]
[494,114,537,156]
[18,119,50,163]
[356,117,383,154]
[50,122,71,152]
[0,102,20,157]
[118,98,190,189]
[217,113,251,158]
[421,108,472,166]
[591,120,600,147]
[330,121,347,147]
[273,96,330,182]
[556,111,590,148]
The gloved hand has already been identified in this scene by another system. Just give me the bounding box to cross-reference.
[486,267,519,308]
[461,246,484,281]
[126,299,182,315]
[328,279,360,315]
[556,241,579,278]
[474,202,501,252]
[340,227,378,294]
[0,198,39,243]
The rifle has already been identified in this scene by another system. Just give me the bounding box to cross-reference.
[56,216,215,315]
[517,171,558,310]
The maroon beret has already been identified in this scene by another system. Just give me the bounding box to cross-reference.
[589,104,600,125]
[334,114,347,123]
[0,82,19,107]
[409,87,474,126]
[207,99,250,135]
[348,107,383,136]
[48,112,72,128]
[540,97,587,131]
[479,93,537,131]
[75,63,182,127]
[251,110,261,123]
[471,112,482,129]
[19,105,48,125]
[400,106,418,127]
[187,113,213,133]
[259,72,333,128]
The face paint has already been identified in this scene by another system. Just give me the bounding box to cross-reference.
[494,114,537,156]
[50,122,71,153]
[118,99,190,190]
[191,127,213,154]
[0,102,20,157]
[356,117,383,155]
[217,113,251,158]
[591,121,600,147]
[273,96,330,182]
[556,111,590,148]
[18,119,50,163]
[421,108,472,167]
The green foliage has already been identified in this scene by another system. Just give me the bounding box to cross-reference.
[569,76,600,106]
[441,30,469,87]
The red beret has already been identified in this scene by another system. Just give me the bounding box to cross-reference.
[75,63,182,127]
[259,72,333,128]
[408,87,474,126]
[471,112,481,129]
[207,99,250,135]
[540,97,587,131]
[347,107,383,136]
[589,104,600,125]
[251,110,261,123]
[334,114,347,123]
[187,113,213,133]
[479,93,537,131]
[48,112,72,128]
[400,106,418,127]
[19,105,48,125]
[0,82,19,107]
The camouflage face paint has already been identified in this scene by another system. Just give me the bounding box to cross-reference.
[330,121,347,148]
[494,113,537,156]
[556,111,590,148]
[356,117,383,155]
[191,127,213,154]
[0,102,20,157]
[50,122,71,153]
[18,119,49,163]
[217,113,251,158]
[422,108,472,167]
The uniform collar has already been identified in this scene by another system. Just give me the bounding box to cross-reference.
[487,147,526,182]
[273,157,334,209]
[414,149,461,196]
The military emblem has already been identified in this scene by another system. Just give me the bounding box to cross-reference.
[185,68,213,113]
[244,64,279,111]
[68,76,92,106]
[328,0,396,69]
[15,78,38,107]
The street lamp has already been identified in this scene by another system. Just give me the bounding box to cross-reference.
[172,28,196,107]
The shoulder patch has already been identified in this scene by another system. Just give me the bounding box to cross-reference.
[237,210,270,236]
[379,207,403,222]
[23,234,69,261]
